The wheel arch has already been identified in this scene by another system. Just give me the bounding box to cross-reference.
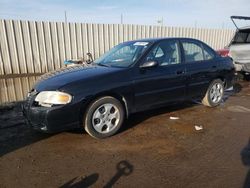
[210,77,226,87]
[79,91,129,124]
[215,76,226,87]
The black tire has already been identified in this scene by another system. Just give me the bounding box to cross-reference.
[83,96,125,139]
[202,79,224,107]
[243,73,250,81]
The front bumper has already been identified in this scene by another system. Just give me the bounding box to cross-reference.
[22,92,82,133]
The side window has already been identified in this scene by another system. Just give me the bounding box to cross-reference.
[203,45,215,60]
[145,40,180,66]
[182,42,204,62]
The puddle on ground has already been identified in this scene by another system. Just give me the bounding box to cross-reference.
[0,76,40,105]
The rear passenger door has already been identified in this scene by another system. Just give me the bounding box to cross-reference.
[180,39,218,98]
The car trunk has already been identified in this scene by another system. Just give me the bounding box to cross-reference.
[230,29,250,64]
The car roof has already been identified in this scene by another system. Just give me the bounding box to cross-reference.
[129,37,216,52]
[129,37,201,43]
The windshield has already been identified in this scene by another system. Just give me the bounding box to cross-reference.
[94,41,151,68]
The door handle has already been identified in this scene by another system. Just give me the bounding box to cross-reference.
[212,65,217,69]
[176,70,185,75]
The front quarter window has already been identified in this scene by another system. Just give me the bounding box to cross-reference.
[94,41,151,68]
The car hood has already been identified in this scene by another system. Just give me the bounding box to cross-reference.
[34,65,124,91]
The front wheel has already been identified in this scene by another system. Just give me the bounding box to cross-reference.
[202,79,224,107]
[83,96,125,139]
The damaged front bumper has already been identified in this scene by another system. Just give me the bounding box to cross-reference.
[22,91,81,133]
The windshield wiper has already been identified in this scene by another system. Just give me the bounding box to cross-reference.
[97,63,110,67]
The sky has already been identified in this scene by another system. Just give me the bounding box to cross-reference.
[0,0,250,29]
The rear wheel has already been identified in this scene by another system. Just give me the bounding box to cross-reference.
[202,79,224,107]
[84,96,125,139]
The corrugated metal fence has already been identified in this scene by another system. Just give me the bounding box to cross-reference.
[0,76,39,104]
[0,19,235,76]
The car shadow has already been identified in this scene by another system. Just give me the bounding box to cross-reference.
[233,82,243,93]
[241,139,250,188]
[0,102,52,157]
[220,82,242,105]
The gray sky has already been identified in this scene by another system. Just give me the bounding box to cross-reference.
[0,0,250,28]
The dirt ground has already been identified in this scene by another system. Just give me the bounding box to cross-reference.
[1,81,250,188]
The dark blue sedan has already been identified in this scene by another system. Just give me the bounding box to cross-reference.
[23,38,235,139]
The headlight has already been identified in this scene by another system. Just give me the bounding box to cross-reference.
[35,91,72,107]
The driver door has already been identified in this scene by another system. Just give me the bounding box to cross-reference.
[132,39,187,111]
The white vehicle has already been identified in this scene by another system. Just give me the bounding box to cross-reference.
[229,16,250,77]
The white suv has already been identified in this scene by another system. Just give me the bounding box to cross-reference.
[229,16,250,77]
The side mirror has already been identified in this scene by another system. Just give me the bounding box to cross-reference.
[140,61,158,69]
[86,52,93,64]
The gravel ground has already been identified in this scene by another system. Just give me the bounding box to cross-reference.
[0,81,250,188]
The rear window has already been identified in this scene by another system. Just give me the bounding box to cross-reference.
[232,30,250,44]
[247,34,250,43]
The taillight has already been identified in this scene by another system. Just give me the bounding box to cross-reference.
[216,49,230,57]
